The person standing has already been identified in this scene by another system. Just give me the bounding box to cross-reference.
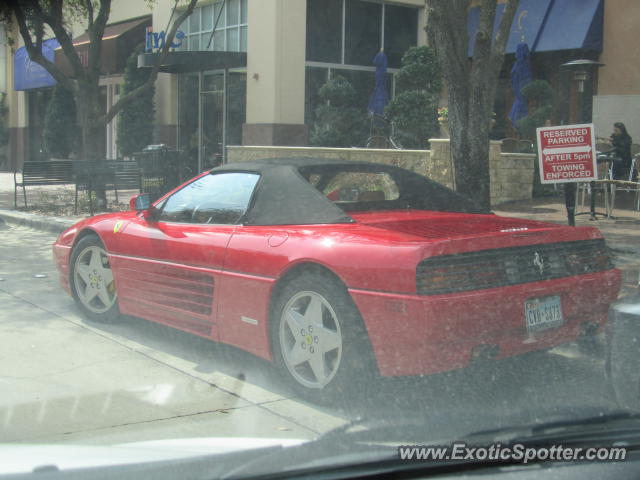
[610,122,633,180]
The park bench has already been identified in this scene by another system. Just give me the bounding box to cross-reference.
[15,160,142,214]
[14,160,76,209]
[74,160,142,214]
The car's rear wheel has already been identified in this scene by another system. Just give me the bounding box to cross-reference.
[270,271,376,400]
[69,235,120,323]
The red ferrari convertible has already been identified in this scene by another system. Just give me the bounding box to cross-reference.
[53,158,621,396]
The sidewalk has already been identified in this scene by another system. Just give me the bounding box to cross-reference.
[1,172,638,292]
[494,193,640,294]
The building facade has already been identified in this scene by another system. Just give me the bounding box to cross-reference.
[2,0,639,171]
[3,0,424,170]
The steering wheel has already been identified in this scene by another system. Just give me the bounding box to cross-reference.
[191,203,214,224]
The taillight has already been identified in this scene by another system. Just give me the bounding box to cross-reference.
[417,261,505,295]
[416,240,612,295]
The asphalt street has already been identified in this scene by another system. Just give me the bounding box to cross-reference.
[0,221,624,446]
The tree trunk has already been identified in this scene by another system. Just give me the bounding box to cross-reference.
[77,85,108,208]
[426,0,519,211]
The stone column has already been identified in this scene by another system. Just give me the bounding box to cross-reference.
[242,0,308,146]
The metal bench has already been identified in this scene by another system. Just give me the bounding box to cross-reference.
[14,160,77,209]
[109,160,142,204]
[74,161,142,214]
[16,159,143,214]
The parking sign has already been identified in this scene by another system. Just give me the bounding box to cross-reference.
[536,124,598,184]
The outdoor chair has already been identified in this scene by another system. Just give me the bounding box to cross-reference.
[610,155,640,211]
[577,154,613,217]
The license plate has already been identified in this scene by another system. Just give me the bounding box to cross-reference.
[524,296,563,333]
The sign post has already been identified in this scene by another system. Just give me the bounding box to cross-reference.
[536,123,598,225]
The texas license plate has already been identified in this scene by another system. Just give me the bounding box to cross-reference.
[524,296,563,333]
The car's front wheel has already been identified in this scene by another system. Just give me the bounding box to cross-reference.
[270,271,376,400]
[69,235,120,322]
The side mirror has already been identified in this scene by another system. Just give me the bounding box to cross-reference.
[129,193,158,221]
[129,193,151,211]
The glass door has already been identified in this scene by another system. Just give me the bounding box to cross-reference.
[200,73,225,169]
[178,70,246,173]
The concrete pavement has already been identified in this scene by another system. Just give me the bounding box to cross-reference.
[0,223,621,446]
[0,175,638,446]
[0,224,347,444]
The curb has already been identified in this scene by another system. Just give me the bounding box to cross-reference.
[0,209,78,235]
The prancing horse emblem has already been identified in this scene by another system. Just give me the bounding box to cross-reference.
[533,252,545,276]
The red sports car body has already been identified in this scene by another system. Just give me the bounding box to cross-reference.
[53,159,621,392]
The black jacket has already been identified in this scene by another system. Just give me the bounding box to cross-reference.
[611,133,632,167]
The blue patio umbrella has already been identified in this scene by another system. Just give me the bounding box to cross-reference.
[508,42,533,127]
[368,50,389,116]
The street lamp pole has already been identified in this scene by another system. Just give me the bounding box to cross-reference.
[560,59,604,226]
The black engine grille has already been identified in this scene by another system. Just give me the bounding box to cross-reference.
[416,239,612,295]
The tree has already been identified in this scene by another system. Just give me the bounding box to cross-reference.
[43,85,76,158]
[385,46,442,149]
[0,93,8,170]
[117,43,155,157]
[1,0,199,203]
[310,76,368,148]
[426,0,519,209]
[516,80,554,140]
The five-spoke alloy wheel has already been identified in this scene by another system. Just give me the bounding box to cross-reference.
[271,271,376,399]
[279,290,343,389]
[70,235,120,322]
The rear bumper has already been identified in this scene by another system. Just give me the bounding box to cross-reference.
[52,242,72,295]
[351,268,621,377]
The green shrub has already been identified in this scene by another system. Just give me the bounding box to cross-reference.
[386,46,441,149]
[310,76,368,147]
[43,85,76,158]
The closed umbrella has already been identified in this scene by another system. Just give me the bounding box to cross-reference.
[508,42,533,126]
[368,50,389,116]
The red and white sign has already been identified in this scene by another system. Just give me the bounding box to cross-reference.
[536,123,598,184]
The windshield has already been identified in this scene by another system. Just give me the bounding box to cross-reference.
[2,0,640,478]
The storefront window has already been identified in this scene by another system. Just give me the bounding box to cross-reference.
[305,67,330,126]
[306,0,342,63]
[177,74,199,166]
[333,68,393,112]
[345,0,382,66]
[227,71,247,147]
[384,4,418,68]
[306,0,418,68]
[181,0,248,52]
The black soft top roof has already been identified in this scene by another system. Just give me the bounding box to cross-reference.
[213,158,354,225]
[211,157,482,226]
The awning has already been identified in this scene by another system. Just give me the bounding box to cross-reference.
[137,51,247,73]
[13,39,59,91]
[535,0,604,52]
[467,0,603,56]
[55,16,151,76]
